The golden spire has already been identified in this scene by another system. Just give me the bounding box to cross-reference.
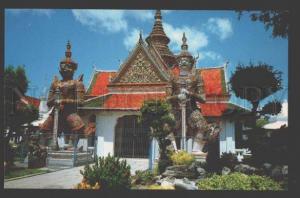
[65,40,72,62]
[181,32,188,51]
[145,10,176,67]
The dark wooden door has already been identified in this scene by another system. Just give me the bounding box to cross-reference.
[114,115,149,158]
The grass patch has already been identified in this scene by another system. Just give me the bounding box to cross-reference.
[5,167,49,180]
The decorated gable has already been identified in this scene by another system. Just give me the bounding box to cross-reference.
[118,51,163,83]
[112,39,169,84]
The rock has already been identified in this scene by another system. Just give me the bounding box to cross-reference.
[161,180,174,188]
[282,165,288,177]
[222,167,231,175]
[271,166,284,180]
[196,167,206,177]
[188,162,197,171]
[262,163,272,175]
[162,165,198,179]
[156,176,175,185]
[154,175,162,181]
[174,178,198,190]
[234,164,257,174]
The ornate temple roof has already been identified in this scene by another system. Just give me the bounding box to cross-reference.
[145,10,177,67]
[82,11,239,117]
[84,65,232,117]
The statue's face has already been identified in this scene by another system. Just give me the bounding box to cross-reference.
[60,63,74,79]
[179,57,192,68]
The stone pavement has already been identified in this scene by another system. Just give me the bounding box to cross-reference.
[4,158,150,189]
[4,166,84,189]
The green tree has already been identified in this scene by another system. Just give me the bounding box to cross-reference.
[237,10,289,39]
[229,62,283,128]
[140,100,175,173]
[4,65,38,136]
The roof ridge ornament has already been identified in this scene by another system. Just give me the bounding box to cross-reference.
[138,29,143,43]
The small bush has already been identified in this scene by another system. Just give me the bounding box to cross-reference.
[219,152,239,170]
[75,179,101,190]
[79,154,131,190]
[197,172,282,190]
[132,170,155,185]
[170,150,195,166]
[4,142,16,171]
[158,158,172,174]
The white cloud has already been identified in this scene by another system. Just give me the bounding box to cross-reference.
[72,10,128,33]
[7,9,54,17]
[199,51,223,62]
[163,23,208,55]
[269,100,288,122]
[124,28,145,50]
[126,10,153,21]
[206,17,233,40]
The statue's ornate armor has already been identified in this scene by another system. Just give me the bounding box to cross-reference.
[40,76,85,134]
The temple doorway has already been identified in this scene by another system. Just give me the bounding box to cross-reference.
[114,115,149,158]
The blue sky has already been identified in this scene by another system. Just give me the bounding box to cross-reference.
[5,9,288,110]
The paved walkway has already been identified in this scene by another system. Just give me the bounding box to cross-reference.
[4,158,149,189]
[4,166,84,189]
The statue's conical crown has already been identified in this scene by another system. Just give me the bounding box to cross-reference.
[60,40,78,71]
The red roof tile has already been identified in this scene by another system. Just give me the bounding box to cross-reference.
[103,93,166,109]
[89,71,116,96]
[24,96,40,109]
[199,103,228,117]
[200,68,224,96]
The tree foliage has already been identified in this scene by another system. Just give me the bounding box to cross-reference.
[140,100,175,173]
[4,65,38,134]
[237,10,289,38]
[229,62,283,128]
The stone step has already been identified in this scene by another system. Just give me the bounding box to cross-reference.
[192,153,207,162]
[47,157,94,168]
[48,152,93,159]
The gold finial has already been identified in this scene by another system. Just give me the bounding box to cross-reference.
[181,32,188,50]
[155,10,162,20]
[65,40,72,58]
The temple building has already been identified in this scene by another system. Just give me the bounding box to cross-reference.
[78,10,246,168]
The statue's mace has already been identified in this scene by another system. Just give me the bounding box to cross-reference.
[52,87,60,150]
[178,88,188,151]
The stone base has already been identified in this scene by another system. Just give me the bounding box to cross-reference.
[192,152,207,163]
[46,150,94,168]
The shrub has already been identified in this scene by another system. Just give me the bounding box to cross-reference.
[197,172,282,190]
[27,135,47,168]
[219,152,239,170]
[79,154,131,190]
[132,170,155,185]
[170,150,195,166]
[158,158,172,174]
[4,142,16,171]
[75,179,101,190]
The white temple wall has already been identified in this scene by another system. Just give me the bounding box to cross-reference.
[82,110,139,157]
[219,119,236,156]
